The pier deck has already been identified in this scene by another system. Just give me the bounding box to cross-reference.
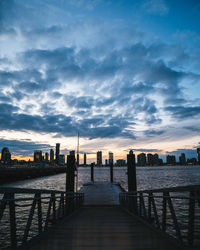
[29,182,181,250]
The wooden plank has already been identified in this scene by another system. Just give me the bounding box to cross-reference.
[79,182,123,205]
[29,206,181,250]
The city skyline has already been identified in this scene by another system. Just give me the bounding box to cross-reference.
[1,144,200,165]
[0,0,200,160]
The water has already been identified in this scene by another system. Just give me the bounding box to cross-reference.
[2,165,200,191]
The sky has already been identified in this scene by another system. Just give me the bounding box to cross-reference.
[0,0,200,162]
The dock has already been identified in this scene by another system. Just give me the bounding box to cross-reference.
[29,182,181,250]
[1,154,199,250]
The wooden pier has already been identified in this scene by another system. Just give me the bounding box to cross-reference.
[29,182,182,250]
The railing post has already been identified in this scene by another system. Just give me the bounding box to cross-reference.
[8,193,17,249]
[148,193,152,221]
[166,192,182,242]
[162,192,167,232]
[110,163,113,183]
[188,191,195,247]
[91,163,94,182]
[37,193,42,234]
[52,193,56,222]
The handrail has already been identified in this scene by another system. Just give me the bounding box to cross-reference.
[119,186,200,249]
[0,187,67,194]
[127,184,200,193]
[0,187,84,249]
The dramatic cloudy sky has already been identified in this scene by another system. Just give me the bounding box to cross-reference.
[0,0,200,162]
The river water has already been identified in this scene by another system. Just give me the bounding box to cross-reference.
[3,165,200,191]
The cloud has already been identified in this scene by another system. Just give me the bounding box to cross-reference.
[0,138,52,156]
[0,102,135,139]
[142,0,169,16]
[144,129,165,136]
[165,106,200,119]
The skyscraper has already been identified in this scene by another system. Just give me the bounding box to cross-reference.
[137,153,146,166]
[84,153,87,165]
[109,152,114,165]
[56,143,60,164]
[59,155,65,165]
[179,153,186,165]
[1,147,11,164]
[197,148,200,164]
[45,152,49,162]
[34,150,42,163]
[166,155,176,165]
[147,153,154,165]
[97,151,102,166]
[50,149,54,163]
[70,150,75,156]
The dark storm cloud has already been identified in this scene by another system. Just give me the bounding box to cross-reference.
[0,138,52,156]
[165,106,200,119]
[0,102,134,139]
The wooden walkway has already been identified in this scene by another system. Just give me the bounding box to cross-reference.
[30,182,181,250]
[80,182,122,205]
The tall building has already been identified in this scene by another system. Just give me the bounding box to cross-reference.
[45,152,49,162]
[166,155,176,165]
[84,153,87,165]
[179,153,186,165]
[59,155,65,165]
[97,151,102,166]
[109,152,114,165]
[197,148,200,164]
[56,143,60,164]
[50,149,54,163]
[153,154,159,166]
[1,147,11,164]
[137,153,146,166]
[34,150,42,163]
[147,153,154,165]
[70,150,75,156]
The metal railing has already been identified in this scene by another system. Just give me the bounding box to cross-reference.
[119,185,200,249]
[0,187,84,249]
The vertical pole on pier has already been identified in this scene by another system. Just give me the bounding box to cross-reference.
[127,150,137,192]
[66,155,76,192]
[127,150,137,214]
[110,163,113,183]
[91,163,94,182]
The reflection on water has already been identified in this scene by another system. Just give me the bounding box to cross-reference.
[3,165,200,191]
